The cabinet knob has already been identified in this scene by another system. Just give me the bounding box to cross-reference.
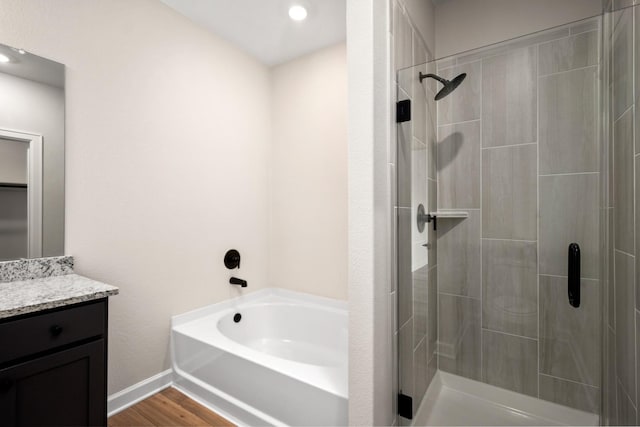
[0,378,12,393]
[50,325,63,336]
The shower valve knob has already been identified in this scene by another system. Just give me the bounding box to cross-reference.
[224,249,241,269]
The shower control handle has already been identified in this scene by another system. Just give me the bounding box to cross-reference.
[568,243,580,308]
[417,204,436,232]
[224,249,241,269]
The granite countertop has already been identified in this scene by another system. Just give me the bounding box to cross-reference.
[0,274,119,319]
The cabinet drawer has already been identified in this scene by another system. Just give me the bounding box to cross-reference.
[0,300,105,365]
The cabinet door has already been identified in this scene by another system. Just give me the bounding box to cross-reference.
[0,339,106,427]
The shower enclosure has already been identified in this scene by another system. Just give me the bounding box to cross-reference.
[394,3,639,424]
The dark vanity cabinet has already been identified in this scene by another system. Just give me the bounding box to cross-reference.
[0,299,108,426]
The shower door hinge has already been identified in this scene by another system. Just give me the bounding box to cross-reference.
[398,393,413,420]
[396,99,411,123]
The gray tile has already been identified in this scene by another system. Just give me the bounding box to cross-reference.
[482,144,537,240]
[615,250,636,403]
[399,318,414,399]
[412,66,427,143]
[413,31,427,68]
[609,209,615,328]
[390,85,397,165]
[613,7,633,120]
[395,6,413,91]
[413,265,428,346]
[636,92,640,154]
[414,337,428,415]
[614,0,634,10]
[539,374,600,414]
[607,328,619,426]
[539,174,599,279]
[427,351,437,389]
[538,31,598,76]
[539,275,601,386]
[437,61,481,125]
[392,331,398,421]
[454,28,569,66]
[428,266,437,359]
[614,108,634,254]
[391,290,398,333]
[437,121,481,209]
[482,46,537,148]
[398,208,413,326]
[438,294,481,381]
[390,168,397,294]
[482,240,537,338]
[481,329,538,397]
[637,158,640,310]
[427,96,437,180]
[437,210,481,298]
[428,179,437,268]
[397,89,411,208]
[569,18,599,35]
[637,311,640,416]
[618,381,637,426]
[636,5,640,153]
[412,139,428,267]
[539,67,598,174]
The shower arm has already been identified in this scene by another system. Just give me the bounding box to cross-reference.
[418,72,448,84]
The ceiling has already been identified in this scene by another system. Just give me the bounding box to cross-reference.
[0,44,64,88]
[160,0,346,66]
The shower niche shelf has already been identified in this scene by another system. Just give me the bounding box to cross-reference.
[429,211,468,219]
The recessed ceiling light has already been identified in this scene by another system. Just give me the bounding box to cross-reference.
[289,5,307,21]
[0,54,10,63]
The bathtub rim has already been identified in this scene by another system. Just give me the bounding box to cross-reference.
[171,287,348,398]
[172,287,347,328]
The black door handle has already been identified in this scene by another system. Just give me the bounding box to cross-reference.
[568,243,580,308]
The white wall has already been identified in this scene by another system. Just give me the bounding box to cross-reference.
[347,0,394,424]
[0,72,64,255]
[435,0,602,58]
[269,43,347,300]
[0,0,272,395]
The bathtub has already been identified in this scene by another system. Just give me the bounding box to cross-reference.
[171,288,348,426]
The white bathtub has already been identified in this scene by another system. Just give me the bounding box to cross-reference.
[171,288,348,426]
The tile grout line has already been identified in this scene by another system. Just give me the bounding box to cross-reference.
[538,372,601,390]
[539,172,600,177]
[438,291,480,300]
[481,326,539,342]
[481,142,537,150]
[539,63,599,79]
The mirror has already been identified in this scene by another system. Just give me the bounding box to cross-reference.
[0,43,64,260]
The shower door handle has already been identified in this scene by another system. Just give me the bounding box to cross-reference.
[568,243,580,308]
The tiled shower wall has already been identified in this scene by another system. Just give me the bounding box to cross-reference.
[436,20,602,413]
[603,2,640,425]
[391,0,437,423]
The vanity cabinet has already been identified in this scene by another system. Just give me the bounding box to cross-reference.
[0,299,108,426]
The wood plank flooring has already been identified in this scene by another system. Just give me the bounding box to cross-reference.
[108,387,235,427]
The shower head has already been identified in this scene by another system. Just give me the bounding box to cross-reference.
[418,72,467,100]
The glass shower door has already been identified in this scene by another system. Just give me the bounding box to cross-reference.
[396,15,604,424]
[395,55,438,422]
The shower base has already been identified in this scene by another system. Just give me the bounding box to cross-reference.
[413,371,598,426]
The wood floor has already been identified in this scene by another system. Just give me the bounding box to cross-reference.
[108,387,235,427]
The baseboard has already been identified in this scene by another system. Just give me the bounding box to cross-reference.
[107,369,174,417]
